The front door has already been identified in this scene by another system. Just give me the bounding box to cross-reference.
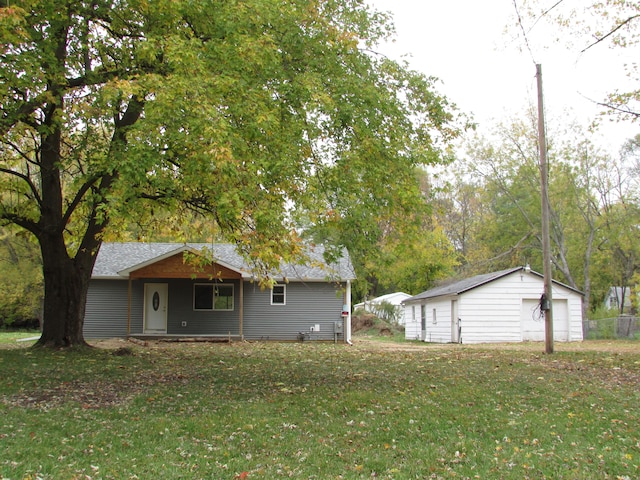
[144,283,168,334]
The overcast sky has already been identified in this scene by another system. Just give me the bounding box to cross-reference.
[367,0,639,152]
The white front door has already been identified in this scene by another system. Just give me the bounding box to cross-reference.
[144,283,168,334]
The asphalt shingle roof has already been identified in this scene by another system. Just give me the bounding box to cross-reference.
[92,242,356,281]
[405,268,523,302]
[405,266,584,303]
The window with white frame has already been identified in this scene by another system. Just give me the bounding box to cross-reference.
[193,284,234,311]
[271,284,286,305]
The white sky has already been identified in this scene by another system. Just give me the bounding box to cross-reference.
[367,0,640,152]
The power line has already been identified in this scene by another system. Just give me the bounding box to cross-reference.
[529,0,567,33]
[512,0,538,65]
[512,0,568,66]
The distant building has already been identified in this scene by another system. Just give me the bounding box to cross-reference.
[604,287,632,314]
[354,292,412,325]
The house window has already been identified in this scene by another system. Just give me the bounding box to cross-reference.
[194,284,234,311]
[432,308,437,324]
[271,284,286,305]
[214,285,234,310]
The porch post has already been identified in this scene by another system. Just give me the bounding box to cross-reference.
[239,278,244,339]
[345,280,352,344]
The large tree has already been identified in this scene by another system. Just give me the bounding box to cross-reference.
[0,1,457,347]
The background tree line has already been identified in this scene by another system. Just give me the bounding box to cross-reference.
[435,117,639,317]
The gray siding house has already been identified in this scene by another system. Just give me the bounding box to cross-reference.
[84,242,355,342]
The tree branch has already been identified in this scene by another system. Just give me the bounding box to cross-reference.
[0,166,43,206]
[115,94,145,128]
[0,95,46,136]
[0,211,39,236]
[66,68,123,89]
[75,173,117,262]
[4,138,38,166]
[582,14,640,53]
[595,99,640,119]
[61,175,101,227]
[472,232,534,267]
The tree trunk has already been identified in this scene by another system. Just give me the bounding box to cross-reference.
[35,237,97,348]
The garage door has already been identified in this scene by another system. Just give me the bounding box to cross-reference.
[521,298,569,341]
[521,299,545,341]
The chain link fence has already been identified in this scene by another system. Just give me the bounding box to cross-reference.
[583,315,639,340]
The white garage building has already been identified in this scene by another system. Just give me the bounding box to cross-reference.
[403,267,584,344]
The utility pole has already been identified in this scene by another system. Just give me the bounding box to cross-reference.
[536,64,554,354]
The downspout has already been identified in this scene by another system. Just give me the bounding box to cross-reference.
[345,280,353,345]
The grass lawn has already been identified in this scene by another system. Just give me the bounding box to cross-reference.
[1,336,638,479]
